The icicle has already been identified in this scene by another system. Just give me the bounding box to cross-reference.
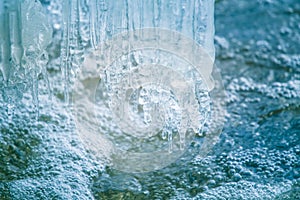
[9,0,23,68]
[31,64,39,118]
[61,0,71,104]
[39,51,53,101]
[168,129,173,153]
[89,0,108,49]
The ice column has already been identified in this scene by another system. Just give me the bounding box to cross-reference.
[72,0,218,172]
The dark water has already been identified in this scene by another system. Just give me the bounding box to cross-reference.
[0,0,299,199]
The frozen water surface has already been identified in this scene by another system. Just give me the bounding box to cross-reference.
[0,0,300,199]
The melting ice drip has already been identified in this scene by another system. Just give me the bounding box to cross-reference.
[97,49,211,151]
